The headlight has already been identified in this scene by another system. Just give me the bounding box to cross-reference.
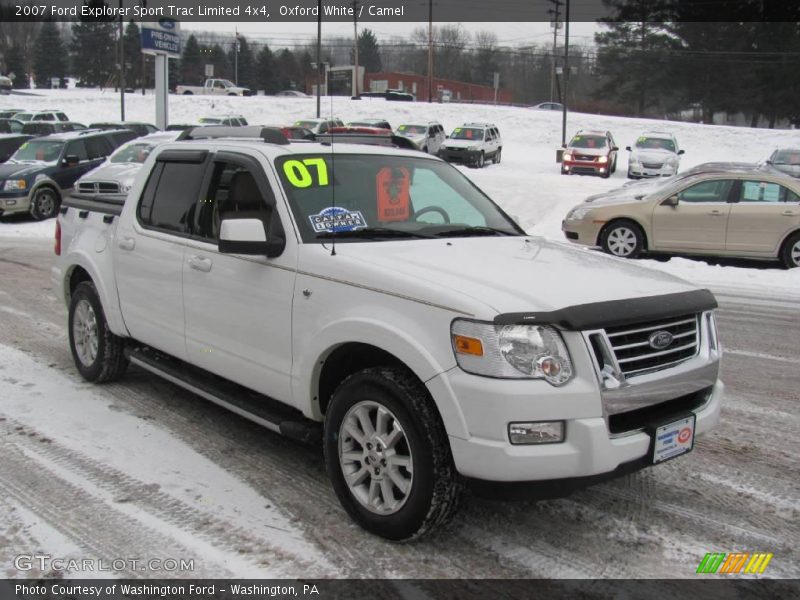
[467,146,479,151]
[566,206,592,221]
[563,153,573,161]
[120,182,132,193]
[451,319,574,386]
[598,156,608,164]
[3,179,26,191]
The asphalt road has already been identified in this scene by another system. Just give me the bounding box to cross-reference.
[0,235,797,582]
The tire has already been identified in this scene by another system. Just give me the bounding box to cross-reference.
[627,168,636,179]
[494,148,502,164]
[600,219,645,259]
[68,281,128,382]
[182,91,193,95]
[780,231,800,268]
[29,187,60,221]
[324,367,462,541]
[611,156,617,173]
[473,152,485,169]
[228,93,237,96]
[421,145,428,154]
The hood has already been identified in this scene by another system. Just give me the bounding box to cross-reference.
[568,146,607,157]
[78,162,143,184]
[312,236,699,317]
[0,162,46,179]
[442,138,483,149]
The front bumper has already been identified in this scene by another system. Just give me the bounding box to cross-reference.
[0,190,31,215]
[438,148,481,165]
[562,160,609,176]
[629,164,677,178]
[561,218,602,247]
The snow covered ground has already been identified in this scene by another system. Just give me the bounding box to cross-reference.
[3,88,799,297]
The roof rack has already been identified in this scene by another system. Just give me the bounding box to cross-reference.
[176,126,289,145]
[314,132,417,151]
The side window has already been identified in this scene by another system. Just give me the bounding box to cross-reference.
[57,113,69,122]
[85,137,111,160]
[318,122,328,133]
[427,127,434,137]
[194,160,275,242]
[739,180,793,203]
[138,160,207,234]
[678,180,733,203]
[65,140,89,162]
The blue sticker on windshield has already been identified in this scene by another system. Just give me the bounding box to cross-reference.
[309,207,367,233]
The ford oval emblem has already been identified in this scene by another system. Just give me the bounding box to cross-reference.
[648,330,674,350]
[159,18,176,30]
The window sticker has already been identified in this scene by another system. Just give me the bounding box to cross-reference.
[309,206,367,233]
[743,181,779,202]
[453,128,462,133]
[397,125,407,132]
[282,158,329,188]
[376,167,411,222]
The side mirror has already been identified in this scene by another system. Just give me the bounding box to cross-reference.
[678,149,685,155]
[625,146,632,152]
[611,145,619,152]
[63,155,79,167]
[662,195,679,207]
[218,218,285,257]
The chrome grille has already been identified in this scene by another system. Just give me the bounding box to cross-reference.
[77,181,120,194]
[574,153,597,161]
[642,162,663,169]
[605,314,699,377]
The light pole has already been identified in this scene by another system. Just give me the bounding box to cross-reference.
[118,0,125,121]
[316,0,322,117]
[427,0,433,102]
[560,0,570,148]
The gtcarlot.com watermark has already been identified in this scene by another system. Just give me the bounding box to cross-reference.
[14,554,194,573]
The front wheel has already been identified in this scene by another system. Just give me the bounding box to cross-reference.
[324,367,462,540]
[473,152,485,168]
[30,187,60,220]
[600,220,645,258]
[780,232,800,268]
[68,282,128,382]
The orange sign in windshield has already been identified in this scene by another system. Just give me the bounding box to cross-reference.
[376,167,411,222]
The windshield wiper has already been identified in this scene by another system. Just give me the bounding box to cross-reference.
[316,227,434,240]
[434,226,518,238]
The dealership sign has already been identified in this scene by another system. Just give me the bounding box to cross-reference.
[141,19,181,59]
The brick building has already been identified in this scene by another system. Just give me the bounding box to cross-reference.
[365,71,512,104]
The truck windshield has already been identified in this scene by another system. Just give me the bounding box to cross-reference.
[275,154,521,243]
[109,141,156,164]
[11,140,63,163]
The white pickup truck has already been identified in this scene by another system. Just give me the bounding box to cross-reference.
[175,78,252,97]
[53,126,723,540]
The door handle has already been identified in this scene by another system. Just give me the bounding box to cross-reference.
[117,237,135,251]
[187,255,212,273]
[781,211,797,217]
[709,210,725,216]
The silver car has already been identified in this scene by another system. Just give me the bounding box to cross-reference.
[627,132,684,179]
[765,148,800,179]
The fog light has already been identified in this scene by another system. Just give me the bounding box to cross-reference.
[508,421,564,445]
[6,199,16,205]
[599,168,606,173]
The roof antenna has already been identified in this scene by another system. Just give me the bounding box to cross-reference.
[329,94,336,256]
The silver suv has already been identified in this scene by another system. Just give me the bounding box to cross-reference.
[395,121,445,153]
[438,122,502,168]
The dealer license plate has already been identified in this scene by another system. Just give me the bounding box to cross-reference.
[652,415,696,464]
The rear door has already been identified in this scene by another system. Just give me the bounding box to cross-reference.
[726,179,800,254]
[651,178,735,251]
[114,149,209,360]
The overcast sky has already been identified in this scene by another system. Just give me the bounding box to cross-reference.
[183,21,601,48]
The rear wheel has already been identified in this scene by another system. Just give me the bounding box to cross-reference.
[600,220,645,259]
[68,282,128,382]
[182,91,193,95]
[494,148,502,164]
[780,232,800,268]
[324,367,462,540]
[30,187,59,220]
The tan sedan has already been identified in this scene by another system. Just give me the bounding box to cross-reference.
[562,170,800,268]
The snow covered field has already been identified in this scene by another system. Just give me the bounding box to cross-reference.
[0,91,798,580]
[3,88,799,297]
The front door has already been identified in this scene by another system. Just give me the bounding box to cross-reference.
[652,178,735,251]
[182,152,297,405]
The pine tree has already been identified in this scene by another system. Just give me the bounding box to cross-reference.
[5,45,29,89]
[357,29,382,73]
[275,49,299,90]
[70,1,116,87]
[180,34,204,85]
[255,45,277,94]
[122,20,141,90]
[209,44,231,81]
[33,21,67,88]
[229,35,254,88]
